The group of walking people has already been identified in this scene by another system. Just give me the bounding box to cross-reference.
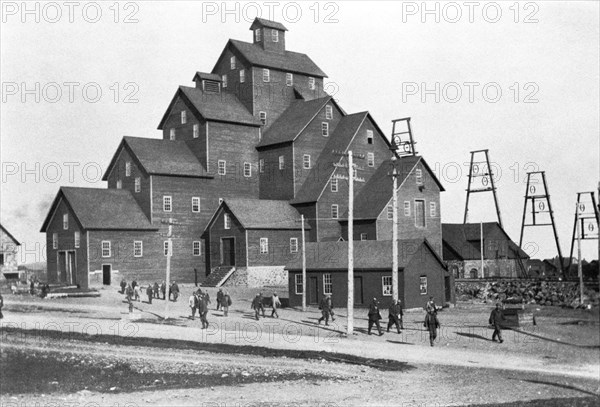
[121,279,180,306]
[251,292,281,320]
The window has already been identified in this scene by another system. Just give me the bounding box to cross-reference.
[116,179,122,189]
[260,238,269,254]
[331,204,339,219]
[181,110,187,124]
[133,241,143,257]
[382,276,393,296]
[134,177,141,193]
[74,232,80,248]
[303,154,311,169]
[308,77,315,90]
[279,155,284,170]
[193,124,199,138]
[63,214,68,230]
[222,74,228,88]
[387,205,393,220]
[102,241,111,257]
[244,162,251,177]
[193,241,201,256]
[164,241,170,256]
[367,130,373,144]
[255,28,261,42]
[52,233,58,249]
[295,274,303,295]
[169,128,175,140]
[367,152,375,167]
[322,122,329,137]
[404,201,411,216]
[192,197,200,213]
[360,233,367,241]
[230,56,236,70]
[323,274,332,294]
[420,276,428,295]
[125,161,131,176]
[263,69,270,82]
[325,105,333,120]
[290,238,298,253]
[272,29,279,42]
[259,159,265,173]
[430,202,437,217]
[259,111,267,125]
[415,200,425,228]
[224,213,231,229]
[240,69,245,83]
[331,178,338,192]
[286,73,293,86]
[218,160,226,175]
[416,168,423,185]
[163,196,172,212]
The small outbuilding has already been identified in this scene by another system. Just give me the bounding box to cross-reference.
[0,224,21,280]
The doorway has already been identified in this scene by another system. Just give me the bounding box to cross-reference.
[309,276,319,304]
[445,276,452,302]
[221,238,235,266]
[102,264,111,285]
[354,276,363,305]
[67,251,76,285]
[57,252,66,283]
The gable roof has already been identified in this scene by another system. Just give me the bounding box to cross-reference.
[40,187,157,232]
[103,136,212,180]
[205,199,310,232]
[441,222,529,260]
[218,39,327,78]
[257,96,333,148]
[0,224,21,246]
[158,86,261,129]
[250,18,288,31]
[285,239,445,270]
[192,71,222,82]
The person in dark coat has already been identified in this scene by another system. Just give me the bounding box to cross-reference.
[489,303,504,343]
[171,282,180,302]
[0,293,4,319]
[125,283,133,303]
[153,282,159,299]
[189,292,198,320]
[222,291,232,317]
[257,292,265,317]
[198,292,209,329]
[160,281,166,300]
[29,279,35,295]
[387,299,403,333]
[424,310,440,346]
[216,288,224,311]
[120,278,127,294]
[318,294,333,326]
[426,296,437,314]
[131,280,138,290]
[368,298,383,336]
[146,284,153,304]
[251,294,262,320]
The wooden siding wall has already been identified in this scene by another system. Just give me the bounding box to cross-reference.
[207,206,247,269]
[258,144,294,200]
[247,229,303,267]
[161,96,204,142]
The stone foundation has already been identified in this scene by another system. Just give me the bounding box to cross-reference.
[223,266,288,288]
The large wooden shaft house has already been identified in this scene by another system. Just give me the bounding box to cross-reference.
[41,18,453,307]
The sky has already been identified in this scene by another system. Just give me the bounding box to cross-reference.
[1,1,599,265]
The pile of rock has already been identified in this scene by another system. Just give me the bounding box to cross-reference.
[456,280,600,308]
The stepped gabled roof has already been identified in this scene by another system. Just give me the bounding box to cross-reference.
[158,86,261,129]
[103,136,212,180]
[215,39,327,78]
[257,96,333,148]
[40,187,157,232]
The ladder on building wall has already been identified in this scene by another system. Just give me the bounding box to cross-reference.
[463,149,503,227]
[390,117,417,156]
[519,171,565,277]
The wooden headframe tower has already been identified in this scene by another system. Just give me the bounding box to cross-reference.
[463,149,502,227]
[567,192,600,272]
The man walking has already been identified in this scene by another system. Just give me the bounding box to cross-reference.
[160,281,166,300]
[153,281,159,299]
[368,297,383,336]
[271,292,281,318]
[171,281,180,302]
[120,278,127,294]
[125,283,133,303]
[424,309,440,346]
[387,299,403,333]
[489,303,504,343]
[251,294,262,320]
[216,288,224,311]
[199,291,209,329]
[146,284,153,304]
[189,292,198,320]
[318,294,333,326]
[222,291,232,317]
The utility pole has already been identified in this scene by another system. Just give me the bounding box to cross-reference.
[161,218,178,320]
[577,203,583,305]
[301,214,307,312]
[391,159,399,301]
[480,221,485,278]
[332,149,365,336]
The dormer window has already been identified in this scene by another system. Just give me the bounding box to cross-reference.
[240,69,245,83]
[308,77,315,90]
[230,56,236,70]
[255,28,261,42]
[263,69,270,83]
[181,110,187,124]
[325,105,333,120]
[367,130,374,144]
[272,29,279,42]
[222,74,228,88]
[286,73,293,86]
